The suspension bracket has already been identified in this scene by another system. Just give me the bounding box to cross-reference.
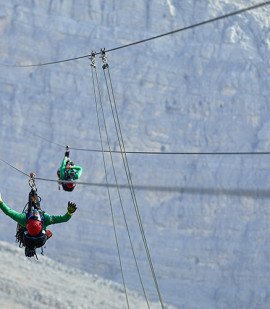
[89,51,96,68]
[100,48,109,70]
[28,172,37,192]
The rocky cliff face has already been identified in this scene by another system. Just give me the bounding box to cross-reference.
[0,1,269,308]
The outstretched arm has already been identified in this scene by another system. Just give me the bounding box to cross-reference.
[0,193,26,226]
[73,165,82,180]
[44,201,77,227]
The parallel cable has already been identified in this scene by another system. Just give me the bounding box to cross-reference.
[105,1,270,54]
[3,1,269,67]
[1,157,270,198]
[22,127,270,156]
[102,59,165,308]
[91,55,150,307]
[22,128,64,149]
[16,122,270,156]
[94,56,151,306]
[0,158,29,177]
[91,59,130,308]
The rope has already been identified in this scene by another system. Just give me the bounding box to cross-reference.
[21,126,270,156]
[0,158,29,177]
[1,157,270,197]
[106,1,270,54]
[93,54,151,307]
[91,58,130,308]
[102,57,165,308]
[3,1,269,67]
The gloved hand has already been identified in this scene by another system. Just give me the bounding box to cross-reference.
[67,201,77,214]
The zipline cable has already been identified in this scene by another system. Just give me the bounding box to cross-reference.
[102,52,165,308]
[0,158,29,177]
[22,127,270,156]
[91,56,130,308]
[105,1,270,54]
[2,157,270,198]
[3,1,269,67]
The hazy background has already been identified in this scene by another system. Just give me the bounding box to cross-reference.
[0,1,269,308]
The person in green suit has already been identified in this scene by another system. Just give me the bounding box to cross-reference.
[57,146,83,191]
[0,192,77,257]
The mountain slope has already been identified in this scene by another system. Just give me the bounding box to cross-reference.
[0,240,166,309]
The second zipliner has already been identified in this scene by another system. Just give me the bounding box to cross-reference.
[57,145,83,192]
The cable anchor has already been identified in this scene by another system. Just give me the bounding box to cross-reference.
[89,51,96,68]
[100,48,109,70]
[28,172,37,191]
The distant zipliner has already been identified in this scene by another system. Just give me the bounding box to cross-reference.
[0,174,77,259]
[57,146,83,192]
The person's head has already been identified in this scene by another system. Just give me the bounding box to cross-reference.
[26,210,43,236]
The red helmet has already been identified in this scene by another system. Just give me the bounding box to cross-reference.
[26,219,43,236]
[66,182,76,189]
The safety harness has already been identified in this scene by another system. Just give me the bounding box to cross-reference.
[15,173,47,259]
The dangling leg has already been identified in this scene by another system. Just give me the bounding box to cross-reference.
[65,145,70,158]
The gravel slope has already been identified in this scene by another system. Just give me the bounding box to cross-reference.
[0,240,167,309]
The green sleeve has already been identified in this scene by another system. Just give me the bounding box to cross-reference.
[0,201,26,227]
[60,157,68,179]
[73,165,82,180]
[44,212,72,227]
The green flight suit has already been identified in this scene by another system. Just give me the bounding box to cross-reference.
[0,200,72,228]
[59,157,83,180]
